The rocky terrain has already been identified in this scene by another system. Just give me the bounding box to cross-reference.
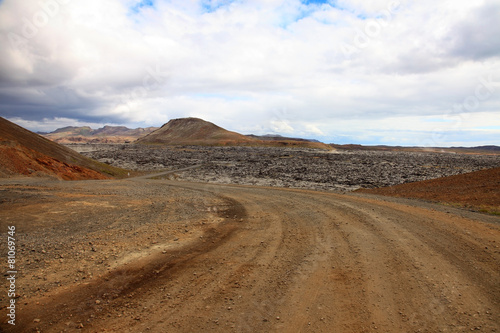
[2,118,499,332]
[74,144,500,191]
[331,144,500,154]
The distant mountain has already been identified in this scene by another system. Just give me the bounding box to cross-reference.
[136,118,331,149]
[456,145,500,152]
[52,126,93,135]
[42,125,159,144]
[0,117,125,180]
[247,134,321,143]
[330,144,500,154]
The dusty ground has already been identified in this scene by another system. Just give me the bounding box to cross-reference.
[1,176,499,332]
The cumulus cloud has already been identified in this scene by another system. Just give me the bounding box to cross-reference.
[0,0,499,146]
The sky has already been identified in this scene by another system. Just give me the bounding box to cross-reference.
[0,0,499,146]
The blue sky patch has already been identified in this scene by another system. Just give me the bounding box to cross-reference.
[475,126,500,130]
[130,0,155,14]
[279,1,335,29]
[201,0,237,13]
[301,0,331,5]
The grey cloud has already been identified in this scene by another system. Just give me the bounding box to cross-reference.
[0,85,119,124]
[448,2,500,61]
[373,2,500,76]
[387,51,457,75]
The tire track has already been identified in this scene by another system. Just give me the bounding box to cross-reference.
[3,180,499,332]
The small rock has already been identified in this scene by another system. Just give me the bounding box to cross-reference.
[33,318,41,323]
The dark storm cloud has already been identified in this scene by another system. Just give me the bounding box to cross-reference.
[0,86,116,124]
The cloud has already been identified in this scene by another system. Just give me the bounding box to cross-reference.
[0,0,499,146]
[448,1,500,61]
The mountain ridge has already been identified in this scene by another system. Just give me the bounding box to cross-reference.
[42,125,159,143]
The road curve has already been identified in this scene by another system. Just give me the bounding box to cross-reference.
[129,164,203,179]
[6,179,500,332]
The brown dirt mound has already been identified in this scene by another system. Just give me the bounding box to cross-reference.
[358,167,500,214]
[0,117,126,180]
[136,117,257,145]
[136,117,330,149]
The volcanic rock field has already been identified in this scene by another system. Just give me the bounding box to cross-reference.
[73,144,499,191]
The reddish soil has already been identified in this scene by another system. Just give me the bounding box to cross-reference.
[0,117,125,180]
[359,167,500,214]
[0,144,109,180]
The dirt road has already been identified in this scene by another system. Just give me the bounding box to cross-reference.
[1,178,499,332]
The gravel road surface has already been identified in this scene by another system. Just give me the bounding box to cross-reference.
[0,177,499,332]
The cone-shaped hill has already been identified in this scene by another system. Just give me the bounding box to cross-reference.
[136,118,255,145]
[136,117,330,149]
[0,117,125,179]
